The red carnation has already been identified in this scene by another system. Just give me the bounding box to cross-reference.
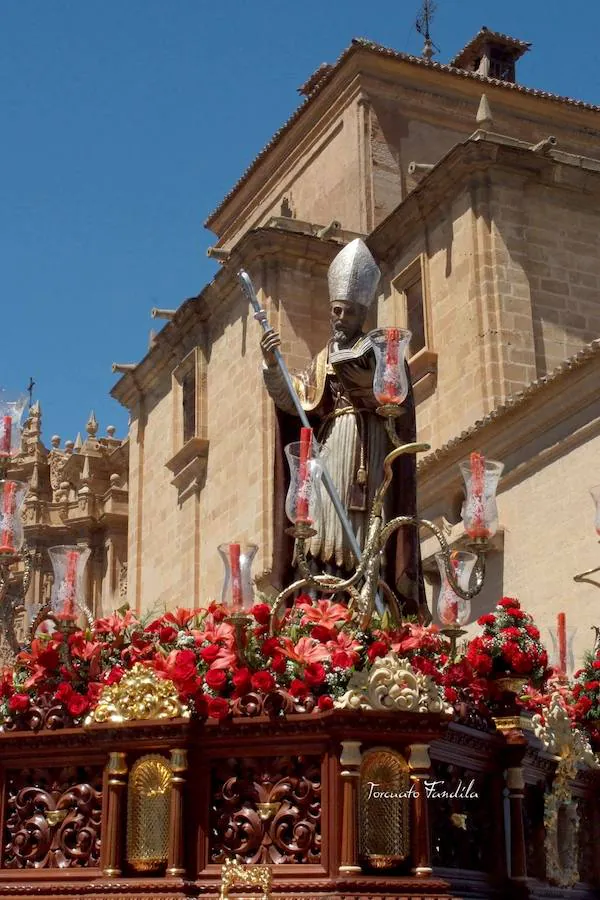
[525,625,540,639]
[289,679,309,699]
[251,671,275,693]
[445,686,458,702]
[67,693,89,717]
[207,697,230,720]
[205,669,227,692]
[575,696,592,716]
[200,644,221,664]
[502,626,521,638]
[499,598,520,609]
[261,637,280,658]
[367,641,388,663]
[304,662,326,687]
[8,693,30,714]
[477,614,495,626]
[331,650,353,670]
[506,608,525,620]
[317,695,334,711]
[593,660,600,670]
[584,680,600,692]
[251,603,271,625]
[472,653,492,675]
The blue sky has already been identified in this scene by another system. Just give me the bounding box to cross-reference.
[1,0,599,443]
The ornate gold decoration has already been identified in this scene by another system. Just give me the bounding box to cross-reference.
[492,714,532,734]
[359,748,410,869]
[126,754,172,874]
[219,858,272,900]
[107,752,128,776]
[85,663,190,724]
[531,693,599,888]
[45,809,67,827]
[334,652,453,715]
[493,675,528,695]
[255,802,281,822]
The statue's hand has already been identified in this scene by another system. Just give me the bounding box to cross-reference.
[260,329,281,368]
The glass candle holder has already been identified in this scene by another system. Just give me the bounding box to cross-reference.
[0,393,27,461]
[459,453,504,540]
[48,545,91,620]
[435,550,476,626]
[217,543,258,613]
[284,430,326,528]
[0,480,27,555]
[590,485,600,537]
[547,623,577,679]
[369,327,412,407]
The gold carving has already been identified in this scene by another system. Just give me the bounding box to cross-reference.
[45,809,67,827]
[85,663,190,724]
[107,752,128,776]
[169,748,188,772]
[127,755,171,874]
[219,858,272,900]
[256,802,281,822]
[359,748,410,868]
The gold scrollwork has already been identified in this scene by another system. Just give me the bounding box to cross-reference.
[85,663,190,724]
[219,858,272,900]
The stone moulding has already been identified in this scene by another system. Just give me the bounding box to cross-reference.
[333,652,453,715]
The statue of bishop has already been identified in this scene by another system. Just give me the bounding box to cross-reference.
[261,239,426,618]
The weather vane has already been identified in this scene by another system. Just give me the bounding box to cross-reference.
[26,377,35,408]
[416,0,440,58]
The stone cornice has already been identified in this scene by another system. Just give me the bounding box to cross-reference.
[417,339,600,510]
[110,228,339,408]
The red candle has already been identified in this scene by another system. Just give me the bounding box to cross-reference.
[229,543,242,609]
[381,328,400,404]
[296,427,313,523]
[0,481,16,552]
[0,416,11,457]
[557,612,567,677]
[60,551,79,619]
[469,452,489,539]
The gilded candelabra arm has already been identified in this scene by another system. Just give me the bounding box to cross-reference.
[372,442,431,518]
[379,515,486,602]
[295,535,370,589]
[573,565,600,587]
[270,575,362,635]
[20,541,34,602]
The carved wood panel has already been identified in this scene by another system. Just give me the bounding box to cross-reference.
[523,783,546,881]
[428,760,494,872]
[210,754,321,864]
[3,766,102,868]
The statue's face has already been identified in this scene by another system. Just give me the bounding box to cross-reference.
[329,300,366,346]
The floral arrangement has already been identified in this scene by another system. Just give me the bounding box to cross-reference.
[571,650,600,748]
[0,597,448,728]
[466,597,549,685]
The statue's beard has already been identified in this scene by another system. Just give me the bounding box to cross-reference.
[333,328,357,347]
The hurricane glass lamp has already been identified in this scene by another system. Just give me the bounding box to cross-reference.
[590,485,600,538]
[0,393,27,464]
[369,327,411,415]
[217,542,258,615]
[459,452,504,542]
[0,480,27,557]
[284,428,326,538]
[547,621,577,680]
[48,545,91,621]
[435,551,475,627]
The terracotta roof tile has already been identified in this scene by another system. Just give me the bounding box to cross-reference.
[450,26,531,68]
[205,38,600,229]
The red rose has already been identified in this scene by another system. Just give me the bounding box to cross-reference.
[159,626,178,644]
[312,625,334,643]
[593,660,600,670]
[251,603,271,625]
[331,650,353,670]
[317,695,334,711]
[194,693,208,718]
[261,638,280,658]
[289,679,309,699]
[575,696,592,716]
[86,682,103,703]
[251,671,275,693]
[304,663,326,687]
[54,682,73,703]
[271,653,287,674]
[67,693,89,717]
[232,668,252,693]
[173,649,198,683]
[200,644,221,664]
[445,686,458,702]
[8,693,30,713]
[207,697,230,720]
[205,669,227,692]
[367,641,388,663]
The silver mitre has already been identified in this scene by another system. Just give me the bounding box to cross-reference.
[327,238,380,307]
